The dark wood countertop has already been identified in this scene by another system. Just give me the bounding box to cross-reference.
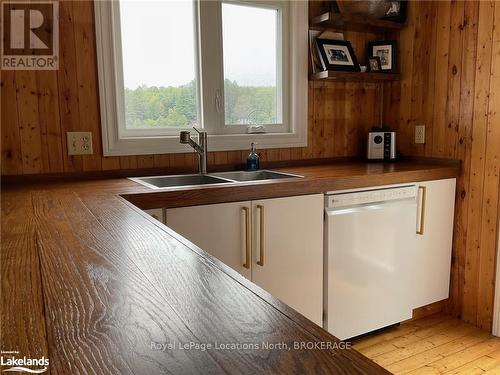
[123,159,460,210]
[1,159,459,374]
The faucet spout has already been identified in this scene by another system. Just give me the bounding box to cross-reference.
[179,129,208,175]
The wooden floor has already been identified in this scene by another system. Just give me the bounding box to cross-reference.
[352,314,500,374]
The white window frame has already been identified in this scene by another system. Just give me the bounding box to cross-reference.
[112,0,202,139]
[94,0,308,156]
[212,0,286,134]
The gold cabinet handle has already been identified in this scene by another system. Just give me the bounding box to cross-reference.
[417,186,427,235]
[242,207,250,269]
[257,205,264,267]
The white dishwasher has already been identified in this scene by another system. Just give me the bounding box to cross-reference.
[324,184,418,340]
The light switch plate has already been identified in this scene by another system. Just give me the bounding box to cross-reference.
[415,125,425,144]
[67,132,93,155]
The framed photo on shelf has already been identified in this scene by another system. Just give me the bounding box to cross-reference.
[368,56,382,72]
[367,41,397,73]
[316,39,360,72]
[381,1,408,23]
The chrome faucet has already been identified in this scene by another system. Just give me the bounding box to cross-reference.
[180,128,208,174]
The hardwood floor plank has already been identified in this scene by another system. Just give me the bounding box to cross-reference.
[386,329,491,374]
[359,319,462,358]
[409,338,500,374]
[445,348,500,374]
[352,314,450,351]
[355,314,500,374]
[373,324,480,367]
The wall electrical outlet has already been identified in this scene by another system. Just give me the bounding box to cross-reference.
[67,132,93,155]
[415,125,426,144]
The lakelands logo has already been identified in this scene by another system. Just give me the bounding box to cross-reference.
[0,351,49,373]
[1,0,59,70]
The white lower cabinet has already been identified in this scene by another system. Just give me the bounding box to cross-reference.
[413,178,456,308]
[166,201,252,279]
[148,178,455,328]
[250,196,324,325]
[165,194,324,325]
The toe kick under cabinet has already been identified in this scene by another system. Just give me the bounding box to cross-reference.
[163,194,324,325]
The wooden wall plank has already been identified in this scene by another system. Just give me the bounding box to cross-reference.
[407,0,425,156]
[15,71,44,174]
[73,0,102,172]
[302,82,315,159]
[397,0,417,155]
[323,91,335,160]
[36,71,64,173]
[343,82,356,156]
[443,0,465,158]
[461,0,494,325]
[101,156,121,170]
[430,1,451,158]
[313,83,326,158]
[476,1,500,330]
[1,71,23,175]
[152,155,170,169]
[332,82,346,157]
[136,155,155,169]
[119,156,138,170]
[279,148,292,161]
[450,0,480,323]
[421,2,438,157]
[382,80,400,132]
[57,0,83,172]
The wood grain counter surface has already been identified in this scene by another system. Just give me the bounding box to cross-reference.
[0,159,459,374]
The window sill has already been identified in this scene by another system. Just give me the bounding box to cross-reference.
[102,130,307,156]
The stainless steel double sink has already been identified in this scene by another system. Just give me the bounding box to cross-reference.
[130,170,303,190]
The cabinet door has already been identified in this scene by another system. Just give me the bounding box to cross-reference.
[166,201,252,279]
[251,194,323,325]
[414,178,456,308]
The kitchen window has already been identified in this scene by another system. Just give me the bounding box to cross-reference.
[94,0,307,156]
[221,2,281,130]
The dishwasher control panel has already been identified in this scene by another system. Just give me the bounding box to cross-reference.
[326,185,417,208]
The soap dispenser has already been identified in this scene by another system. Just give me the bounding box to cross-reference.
[246,142,260,171]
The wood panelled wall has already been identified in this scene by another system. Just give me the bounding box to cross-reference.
[383,0,500,331]
[0,0,382,176]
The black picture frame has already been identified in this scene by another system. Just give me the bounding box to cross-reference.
[367,40,397,73]
[381,1,408,23]
[368,56,382,72]
[316,39,360,72]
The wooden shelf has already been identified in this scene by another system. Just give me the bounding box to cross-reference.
[310,71,400,82]
[311,11,404,33]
